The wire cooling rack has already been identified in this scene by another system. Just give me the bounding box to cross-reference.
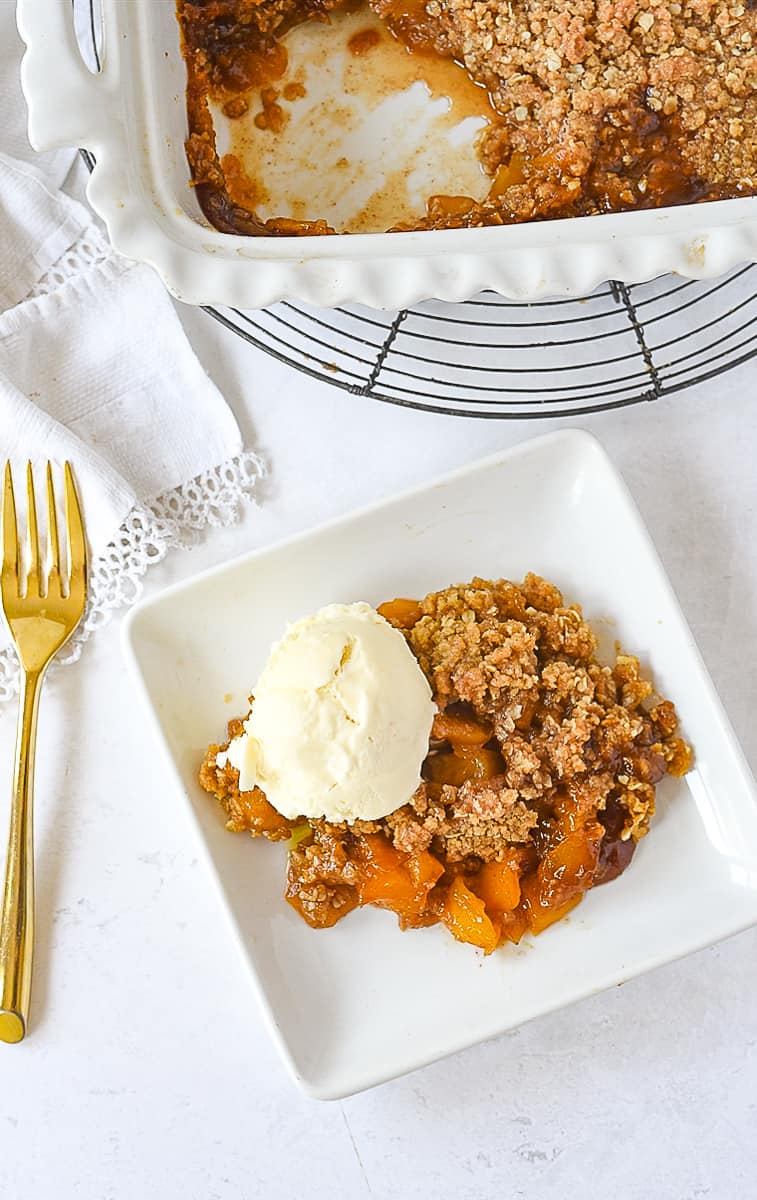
[201,270,757,418]
[77,0,757,419]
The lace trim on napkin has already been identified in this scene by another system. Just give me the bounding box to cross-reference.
[1,224,264,701]
[0,452,264,701]
[28,226,109,296]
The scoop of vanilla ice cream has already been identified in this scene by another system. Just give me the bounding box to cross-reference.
[223,602,435,822]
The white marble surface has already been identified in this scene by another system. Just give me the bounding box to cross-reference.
[0,301,756,1199]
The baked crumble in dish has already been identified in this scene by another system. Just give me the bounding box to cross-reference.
[199,574,692,954]
[177,0,757,235]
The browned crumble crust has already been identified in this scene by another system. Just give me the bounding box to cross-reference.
[199,574,691,929]
[403,0,757,224]
[404,574,686,842]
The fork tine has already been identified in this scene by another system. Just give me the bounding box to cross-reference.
[46,463,61,592]
[2,463,19,584]
[26,463,41,596]
[64,462,87,596]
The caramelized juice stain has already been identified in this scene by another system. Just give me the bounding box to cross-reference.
[348,26,382,54]
[215,38,289,93]
[222,152,270,207]
[214,5,493,232]
[253,87,289,132]
[338,11,492,128]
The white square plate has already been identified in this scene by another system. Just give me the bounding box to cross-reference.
[122,430,757,1099]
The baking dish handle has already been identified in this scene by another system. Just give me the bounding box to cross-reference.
[16,0,117,151]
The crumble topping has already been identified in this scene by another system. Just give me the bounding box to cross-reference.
[422,0,757,191]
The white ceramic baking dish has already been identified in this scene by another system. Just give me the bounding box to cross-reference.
[17,0,757,308]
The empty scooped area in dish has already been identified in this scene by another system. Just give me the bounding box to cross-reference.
[210,6,492,233]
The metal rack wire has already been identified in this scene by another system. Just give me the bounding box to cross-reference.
[203,269,757,418]
[78,0,757,419]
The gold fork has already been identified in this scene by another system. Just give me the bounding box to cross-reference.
[0,462,87,1043]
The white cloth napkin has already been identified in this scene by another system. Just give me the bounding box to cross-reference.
[0,10,262,700]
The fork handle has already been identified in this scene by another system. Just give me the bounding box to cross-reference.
[0,668,43,1042]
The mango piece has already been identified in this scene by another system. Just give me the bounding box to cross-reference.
[356,835,416,909]
[426,746,504,786]
[471,859,521,915]
[514,697,540,732]
[519,823,602,935]
[354,834,440,921]
[487,151,527,197]
[426,753,471,787]
[499,906,529,945]
[440,876,500,954]
[456,746,505,777]
[432,710,493,747]
[407,849,444,891]
[377,598,423,629]
[520,873,583,934]
[227,786,292,839]
[539,826,602,908]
